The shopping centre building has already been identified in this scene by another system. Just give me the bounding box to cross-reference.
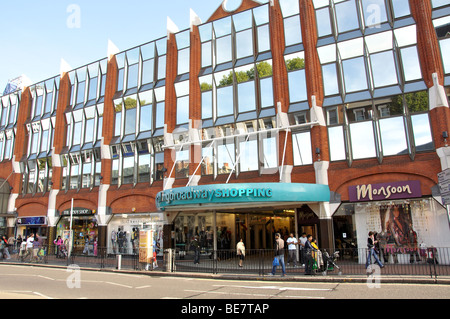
[0,0,450,261]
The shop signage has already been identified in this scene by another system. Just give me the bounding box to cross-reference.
[61,208,93,216]
[437,169,450,205]
[348,180,421,202]
[156,183,330,210]
[16,216,47,225]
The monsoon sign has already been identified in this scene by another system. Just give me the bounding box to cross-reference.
[156,183,330,210]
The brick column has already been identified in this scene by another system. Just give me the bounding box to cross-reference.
[299,0,333,250]
[189,15,203,186]
[163,29,179,190]
[409,0,450,169]
[269,0,294,182]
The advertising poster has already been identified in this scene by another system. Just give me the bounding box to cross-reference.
[139,230,153,264]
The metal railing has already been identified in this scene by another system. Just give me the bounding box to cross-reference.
[1,245,449,278]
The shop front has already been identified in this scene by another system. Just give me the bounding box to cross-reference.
[16,216,48,239]
[157,183,330,254]
[107,212,166,255]
[56,208,98,255]
[334,180,450,264]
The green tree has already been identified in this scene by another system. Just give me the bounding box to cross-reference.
[286,57,305,71]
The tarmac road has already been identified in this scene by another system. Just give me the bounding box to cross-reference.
[0,264,449,300]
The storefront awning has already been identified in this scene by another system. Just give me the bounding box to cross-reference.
[156,183,330,211]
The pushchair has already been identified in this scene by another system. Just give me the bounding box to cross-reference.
[313,250,341,275]
[58,243,68,258]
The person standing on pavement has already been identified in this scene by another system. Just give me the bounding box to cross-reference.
[304,234,317,275]
[22,234,34,262]
[286,233,298,267]
[190,236,201,264]
[1,235,11,260]
[32,234,42,262]
[299,232,307,267]
[270,233,286,277]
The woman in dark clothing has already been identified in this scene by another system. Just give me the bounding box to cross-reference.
[366,231,384,269]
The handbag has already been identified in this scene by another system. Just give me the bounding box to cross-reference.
[272,256,280,267]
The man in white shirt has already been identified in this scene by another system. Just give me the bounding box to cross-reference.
[286,233,298,267]
[22,233,34,262]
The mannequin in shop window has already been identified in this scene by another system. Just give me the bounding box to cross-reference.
[111,229,117,254]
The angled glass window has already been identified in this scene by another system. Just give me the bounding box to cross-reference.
[361,0,388,27]
[392,0,411,18]
[292,131,313,166]
[342,57,368,93]
[334,0,360,34]
[124,96,138,136]
[316,7,332,37]
[370,51,398,88]
[139,90,153,132]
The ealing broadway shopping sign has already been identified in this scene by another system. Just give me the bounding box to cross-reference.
[155,183,330,211]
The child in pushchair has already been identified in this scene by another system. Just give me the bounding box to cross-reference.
[58,243,68,258]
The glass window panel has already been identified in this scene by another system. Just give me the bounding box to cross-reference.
[76,82,85,104]
[4,138,11,160]
[73,122,82,145]
[88,77,98,101]
[85,118,95,143]
[432,0,449,8]
[379,117,408,156]
[280,0,300,17]
[233,10,252,32]
[440,38,450,74]
[156,102,165,128]
[370,51,398,87]
[123,156,135,184]
[322,63,340,96]
[117,68,125,92]
[343,57,368,92]
[141,42,155,60]
[199,23,212,42]
[9,102,17,124]
[31,132,39,154]
[400,47,422,81]
[260,77,274,108]
[262,135,277,168]
[216,36,232,64]
[138,153,151,183]
[125,106,137,136]
[70,164,79,189]
[202,145,214,175]
[365,31,393,53]
[155,152,164,180]
[176,30,190,49]
[82,162,92,188]
[178,48,190,74]
[292,131,313,166]
[44,92,53,114]
[35,95,43,117]
[175,81,189,97]
[115,112,122,136]
[239,139,258,171]
[97,116,103,141]
[338,38,363,59]
[335,0,360,33]
[284,16,302,46]
[112,159,119,185]
[288,69,308,102]
[177,96,190,125]
[217,140,235,174]
[238,81,256,113]
[175,150,189,178]
[349,122,376,159]
[142,59,154,84]
[394,25,416,47]
[257,25,271,53]
[236,29,254,59]
[316,7,332,37]
[157,56,166,80]
[253,5,269,25]
[328,126,346,161]
[411,113,433,151]
[213,17,231,38]
[202,42,212,67]
[127,64,139,89]
[202,91,213,119]
[392,0,410,18]
[361,0,387,27]
[140,104,152,132]
[217,86,234,117]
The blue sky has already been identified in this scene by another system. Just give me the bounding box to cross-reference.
[0,0,225,92]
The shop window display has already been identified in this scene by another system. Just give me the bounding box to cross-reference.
[56,216,98,256]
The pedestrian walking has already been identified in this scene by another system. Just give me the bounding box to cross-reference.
[54,236,63,258]
[22,234,34,262]
[286,233,298,267]
[304,235,317,275]
[236,238,245,267]
[270,233,286,277]
[366,231,384,269]
[32,234,43,262]
[1,235,11,260]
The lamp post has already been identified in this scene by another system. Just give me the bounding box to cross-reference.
[68,198,74,259]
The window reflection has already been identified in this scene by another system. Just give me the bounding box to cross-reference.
[292,131,313,166]
[334,0,360,33]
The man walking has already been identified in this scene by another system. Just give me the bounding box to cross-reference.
[270,233,286,277]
